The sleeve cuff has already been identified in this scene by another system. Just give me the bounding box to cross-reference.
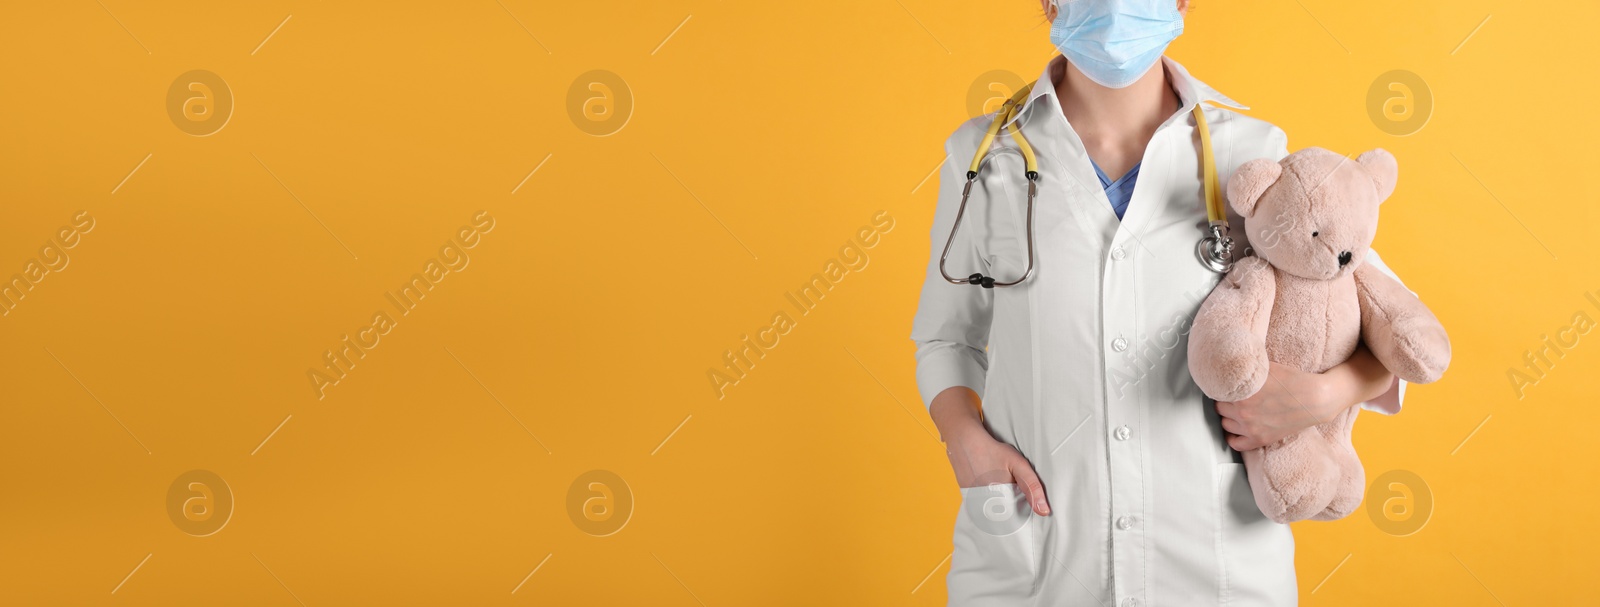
[914,343,988,409]
[1360,375,1406,415]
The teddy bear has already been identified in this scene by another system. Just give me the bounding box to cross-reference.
[1186,147,1451,524]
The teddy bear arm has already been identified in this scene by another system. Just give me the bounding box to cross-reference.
[1353,263,1452,384]
[1187,257,1278,401]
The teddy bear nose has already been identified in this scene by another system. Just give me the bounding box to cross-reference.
[1338,251,1353,267]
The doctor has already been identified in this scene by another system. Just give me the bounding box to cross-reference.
[912,1,1408,604]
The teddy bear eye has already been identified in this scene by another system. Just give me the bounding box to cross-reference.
[1311,231,1319,237]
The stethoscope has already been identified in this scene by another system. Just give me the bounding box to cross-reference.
[938,81,1234,289]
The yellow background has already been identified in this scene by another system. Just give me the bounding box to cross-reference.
[2,0,1596,604]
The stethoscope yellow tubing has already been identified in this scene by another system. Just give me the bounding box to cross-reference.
[967,83,1040,177]
[1190,100,1234,271]
[942,82,1232,288]
[1194,101,1224,225]
[942,84,1042,289]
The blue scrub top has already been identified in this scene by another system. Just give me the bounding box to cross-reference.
[1090,159,1140,220]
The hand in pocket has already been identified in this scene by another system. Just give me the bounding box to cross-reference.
[946,429,1051,516]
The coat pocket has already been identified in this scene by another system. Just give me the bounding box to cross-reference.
[1214,463,1297,606]
[947,483,1038,605]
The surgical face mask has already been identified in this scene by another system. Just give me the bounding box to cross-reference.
[1049,0,1184,88]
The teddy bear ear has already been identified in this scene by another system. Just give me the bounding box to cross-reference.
[1356,148,1399,202]
[1226,158,1283,218]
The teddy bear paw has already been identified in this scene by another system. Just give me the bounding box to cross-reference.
[1389,317,1452,384]
[1205,351,1269,402]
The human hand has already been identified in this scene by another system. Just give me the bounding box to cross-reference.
[1216,346,1396,451]
[1216,361,1337,451]
[929,387,1050,516]
[944,425,1052,516]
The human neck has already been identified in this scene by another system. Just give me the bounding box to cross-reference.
[1054,59,1181,178]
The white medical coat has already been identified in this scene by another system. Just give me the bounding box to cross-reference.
[912,56,1406,607]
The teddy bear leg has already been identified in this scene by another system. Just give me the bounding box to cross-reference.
[1243,428,1342,524]
[1311,405,1366,521]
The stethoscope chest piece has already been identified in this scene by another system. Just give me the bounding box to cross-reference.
[1195,224,1234,274]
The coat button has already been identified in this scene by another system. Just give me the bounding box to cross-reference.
[1114,425,1131,441]
[1116,515,1136,530]
[1120,599,1140,607]
[1111,246,1126,261]
[1111,337,1128,352]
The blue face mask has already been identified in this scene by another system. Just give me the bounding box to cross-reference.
[1050,0,1185,89]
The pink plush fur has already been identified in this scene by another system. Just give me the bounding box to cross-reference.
[1187,147,1451,523]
